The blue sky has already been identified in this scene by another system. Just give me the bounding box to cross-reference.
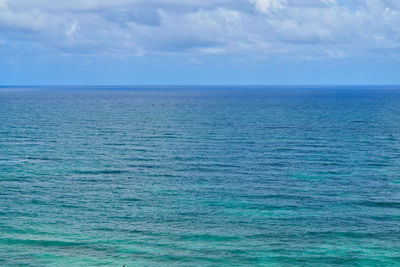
[0,0,399,85]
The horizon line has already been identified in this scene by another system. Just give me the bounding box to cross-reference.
[2,84,400,88]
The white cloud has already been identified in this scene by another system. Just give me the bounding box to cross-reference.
[0,0,399,61]
[250,0,286,13]
[65,22,79,39]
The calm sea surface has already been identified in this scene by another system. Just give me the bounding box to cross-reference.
[1,86,400,266]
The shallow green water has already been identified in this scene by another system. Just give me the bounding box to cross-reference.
[1,86,400,266]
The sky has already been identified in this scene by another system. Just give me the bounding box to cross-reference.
[0,0,400,85]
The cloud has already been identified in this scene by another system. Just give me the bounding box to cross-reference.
[250,0,286,13]
[103,8,161,27]
[0,0,399,62]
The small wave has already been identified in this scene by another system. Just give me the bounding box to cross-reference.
[178,234,239,242]
[25,156,63,161]
[0,237,88,248]
[121,197,141,202]
[74,169,129,175]
[307,231,376,239]
[128,164,158,169]
[357,201,400,209]
[103,143,127,146]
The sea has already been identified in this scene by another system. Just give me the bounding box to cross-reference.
[1,86,400,266]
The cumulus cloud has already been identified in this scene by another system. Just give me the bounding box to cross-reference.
[250,0,286,13]
[0,0,399,60]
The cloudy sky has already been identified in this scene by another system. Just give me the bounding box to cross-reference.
[0,0,399,85]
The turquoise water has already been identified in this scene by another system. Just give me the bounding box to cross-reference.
[1,86,400,266]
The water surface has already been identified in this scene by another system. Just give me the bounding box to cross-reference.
[1,86,400,266]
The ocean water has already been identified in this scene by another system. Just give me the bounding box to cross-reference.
[1,86,400,266]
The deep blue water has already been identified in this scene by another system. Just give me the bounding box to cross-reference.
[1,86,400,266]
